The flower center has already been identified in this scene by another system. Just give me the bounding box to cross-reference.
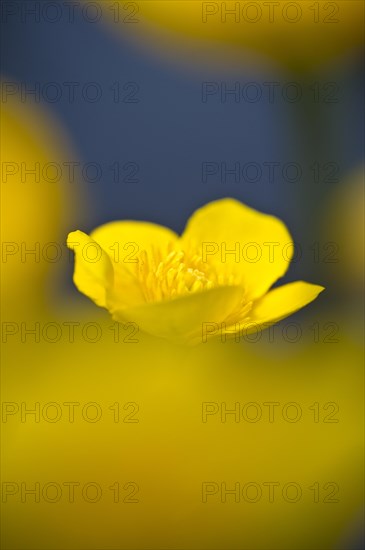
[131,245,253,326]
[135,248,216,302]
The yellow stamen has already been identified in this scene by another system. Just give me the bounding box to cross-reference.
[132,245,252,324]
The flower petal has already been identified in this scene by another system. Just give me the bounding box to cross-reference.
[111,285,244,343]
[221,281,325,338]
[180,198,294,301]
[90,221,178,262]
[91,221,179,308]
[67,230,114,307]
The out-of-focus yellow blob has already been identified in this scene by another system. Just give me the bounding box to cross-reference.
[0,86,81,314]
[100,0,364,71]
[2,328,364,549]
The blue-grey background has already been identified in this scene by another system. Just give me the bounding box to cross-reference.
[2,4,363,230]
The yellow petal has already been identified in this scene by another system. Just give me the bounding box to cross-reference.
[67,230,114,307]
[180,198,294,301]
[222,281,325,338]
[111,285,244,343]
[90,221,179,308]
[90,220,178,264]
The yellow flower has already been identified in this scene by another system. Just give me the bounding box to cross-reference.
[67,199,323,344]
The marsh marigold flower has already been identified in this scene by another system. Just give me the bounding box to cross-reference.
[67,199,324,344]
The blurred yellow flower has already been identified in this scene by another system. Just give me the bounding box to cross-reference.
[68,199,323,343]
[0,82,81,316]
[98,0,364,72]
